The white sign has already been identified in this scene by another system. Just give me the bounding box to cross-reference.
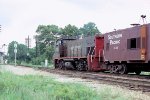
[14,43,17,48]
[45,59,48,67]
[14,49,17,53]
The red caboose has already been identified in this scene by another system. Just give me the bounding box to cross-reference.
[103,24,150,74]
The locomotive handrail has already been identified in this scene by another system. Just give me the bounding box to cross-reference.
[87,47,92,62]
[91,46,95,55]
[88,47,91,56]
[99,50,101,62]
[103,50,108,61]
[91,46,95,62]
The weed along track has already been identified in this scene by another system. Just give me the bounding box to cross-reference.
[38,67,150,93]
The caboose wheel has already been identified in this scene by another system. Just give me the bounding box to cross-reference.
[110,65,115,73]
[119,64,128,74]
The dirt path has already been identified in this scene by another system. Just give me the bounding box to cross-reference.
[0,65,150,100]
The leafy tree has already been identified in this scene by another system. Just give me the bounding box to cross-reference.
[44,45,54,60]
[36,24,61,45]
[80,22,100,37]
[61,24,79,37]
[34,23,100,63]
[36,25,60,35]
[36,25,55,45]
[8,41,17,61]
[17,44,28,61]
[29,48,36,58]
[8,41,28,63]
[35,25,60,61]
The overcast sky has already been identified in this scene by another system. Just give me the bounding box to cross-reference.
[0,0,150,51]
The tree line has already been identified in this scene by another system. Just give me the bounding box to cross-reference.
[7,22,100,65]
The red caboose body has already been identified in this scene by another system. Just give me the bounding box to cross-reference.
[103,24,150,74]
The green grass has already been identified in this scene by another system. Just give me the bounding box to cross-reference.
[20,63,42,68]
[8,62,54,69]
[8,62,41,68]
[20,62,54,69]
[0,71,143,100]
[141,72,150,75]
[0,72,101,100]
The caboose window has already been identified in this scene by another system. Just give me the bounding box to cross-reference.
[127,37,140,49]
[130,38,136,48]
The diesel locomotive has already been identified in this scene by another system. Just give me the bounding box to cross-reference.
[53,23,150,74]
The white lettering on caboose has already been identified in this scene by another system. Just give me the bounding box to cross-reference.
[108,34,122,45]
[108,34,122,40]
[110,40,120,45]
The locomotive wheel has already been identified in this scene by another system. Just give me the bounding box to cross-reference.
[85,65,88,71]
[77,62,83,71]
[76,60,88,71]
[54,60,59,68]
[58,60,65,69]
[118,64,128,74]
[77,63,82,71]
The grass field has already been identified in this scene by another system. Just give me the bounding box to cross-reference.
[0,65,148,100]
[0,72,136,100]
[0,72,101,100]
[20,62,54,69]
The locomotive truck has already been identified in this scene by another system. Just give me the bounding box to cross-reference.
[53,23,150,74]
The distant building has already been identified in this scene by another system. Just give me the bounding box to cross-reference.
[0,51,4,64]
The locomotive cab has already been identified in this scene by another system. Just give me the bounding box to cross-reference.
[53,38,71,58]
[53,37,76,68]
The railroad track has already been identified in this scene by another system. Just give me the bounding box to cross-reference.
[38,67,150,93]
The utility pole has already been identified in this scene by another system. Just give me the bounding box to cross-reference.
[25,35,31,56]
[14,43,17,66]
[36,36,38,57]
[34,35,38,57]
[27,35,29,56]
